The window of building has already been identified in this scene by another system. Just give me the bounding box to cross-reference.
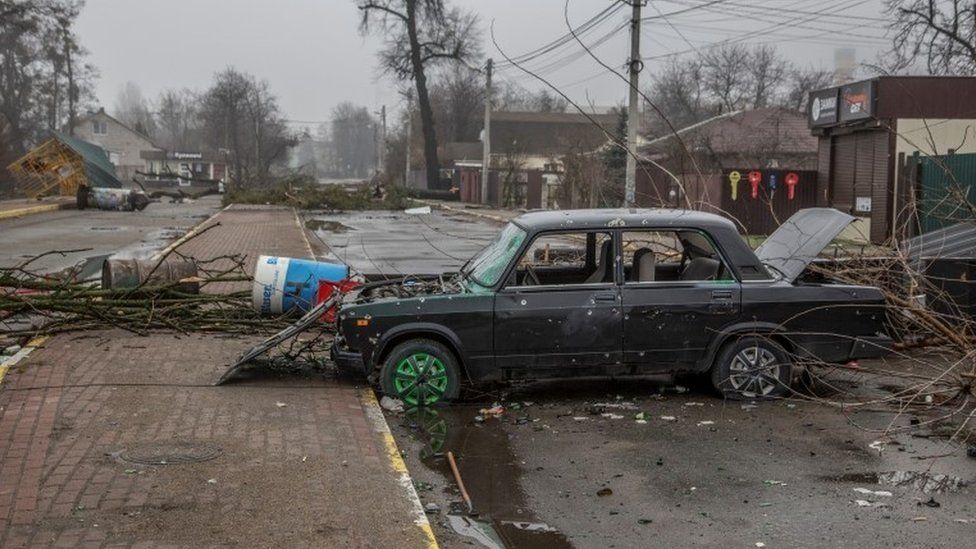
[92,120,107,135]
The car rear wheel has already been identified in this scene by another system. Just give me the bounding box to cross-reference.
[380,339,461,407]
[711,336,792,400]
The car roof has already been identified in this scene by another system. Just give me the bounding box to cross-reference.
[511,208,739,233]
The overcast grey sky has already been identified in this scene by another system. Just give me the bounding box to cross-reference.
[77,0,890,126]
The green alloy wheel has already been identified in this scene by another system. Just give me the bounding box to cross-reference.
[380,339,461,406]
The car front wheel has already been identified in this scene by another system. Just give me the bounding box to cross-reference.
[379,339,461,407]
[711,336,792,400]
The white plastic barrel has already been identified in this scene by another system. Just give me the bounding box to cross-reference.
[251,255,348,314]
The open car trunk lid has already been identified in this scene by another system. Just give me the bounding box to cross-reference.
[754,208,857,283]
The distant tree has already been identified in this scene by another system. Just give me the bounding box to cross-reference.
[156,88,201,151]
[200,68,295,188]
[113,81,155,137]
[0,0,94,167]
[493,81,568,113]
[785,67,835,112]
[330,102,377,178]
[646,44,801,136]
[428,66,483,142]
[886,0,976,75]
[358,0,480,188]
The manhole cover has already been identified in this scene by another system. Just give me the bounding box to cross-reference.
[120,442,222,465]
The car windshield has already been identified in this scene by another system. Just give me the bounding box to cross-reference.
[462,222,527,287]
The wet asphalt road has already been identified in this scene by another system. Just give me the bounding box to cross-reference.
[308,208,499,276]
[389,375,975,549]
[0,195,220,274]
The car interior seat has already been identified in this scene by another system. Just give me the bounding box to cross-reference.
[632,248,656,282]
[679,257,720,281]
[585,239,612,284]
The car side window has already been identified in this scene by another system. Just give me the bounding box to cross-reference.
[506,231,613,287]
[622,230,734,283]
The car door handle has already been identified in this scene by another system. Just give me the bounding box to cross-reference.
[594,292,617,302]
[711,290,734,300]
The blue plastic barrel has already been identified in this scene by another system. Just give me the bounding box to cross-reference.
[251,255,348,314]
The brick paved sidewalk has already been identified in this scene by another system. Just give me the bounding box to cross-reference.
[0,206,434,548]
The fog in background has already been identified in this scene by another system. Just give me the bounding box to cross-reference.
[77,0,889,124]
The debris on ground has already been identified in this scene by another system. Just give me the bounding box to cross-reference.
[479,404,504,418]
[853,487,892,497]
[661,416,677,421]
[697,420,715,427]
[596,488,613,497]
[601,413,624,420]
[380,396,404,413]
[918,497,941,508]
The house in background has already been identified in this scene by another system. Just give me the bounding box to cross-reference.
[450,110,619,207]
[71,108,161,182]
[636,108,820,236]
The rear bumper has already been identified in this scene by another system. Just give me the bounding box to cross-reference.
[849,334,894,360]
[330,338,366,375]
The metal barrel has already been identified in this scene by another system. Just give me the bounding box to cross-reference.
[101,258,200,294]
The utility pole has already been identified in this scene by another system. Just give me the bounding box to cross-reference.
[404,92,412,187]
[481,58,493,204]
[624,1,644,207]
[376,105,386,176]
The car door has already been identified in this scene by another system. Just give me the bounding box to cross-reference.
[493,229,622,378]
[620,229,741,370]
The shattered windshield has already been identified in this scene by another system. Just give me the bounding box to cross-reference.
[463,222,527,287]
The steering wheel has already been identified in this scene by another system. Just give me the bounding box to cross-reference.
[524,265,541,286]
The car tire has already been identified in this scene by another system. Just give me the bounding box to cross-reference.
[710,336,792,400]
[379,339,461,407]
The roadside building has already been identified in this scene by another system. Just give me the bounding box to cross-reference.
[637,108,819,235]
[450,110,618,207]
[139,149,229,183]
[809,76,976,243]
[71,108,161,181]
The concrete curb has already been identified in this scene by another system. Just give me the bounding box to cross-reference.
[360,388,439,548]
[0,202,74,221]
[0,336,49,388]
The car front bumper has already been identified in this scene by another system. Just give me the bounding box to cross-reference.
[331,337,366,375]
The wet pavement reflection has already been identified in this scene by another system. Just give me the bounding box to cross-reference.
[399,405,572,549]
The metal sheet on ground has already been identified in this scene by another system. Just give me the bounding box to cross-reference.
[310,209,498,276]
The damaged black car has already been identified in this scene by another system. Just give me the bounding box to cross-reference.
[331,208,893,405]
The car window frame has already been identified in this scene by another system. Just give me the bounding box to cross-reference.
[618,227,740,287]
[498,228,618,292]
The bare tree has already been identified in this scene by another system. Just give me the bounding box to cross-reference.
[358,0,480,189]
[113,81,155,137]
[748,45,789,108]
[156,88,201,151]
[646,57,711,133]
[429,66,484,142]
[886,0,976,75]
[200,68,294,188]
[785,67,835,111]
[701,44,752,113]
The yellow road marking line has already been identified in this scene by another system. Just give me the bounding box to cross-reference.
[0,336,49,387]
[360,388,439,548]
[0,203,63,221]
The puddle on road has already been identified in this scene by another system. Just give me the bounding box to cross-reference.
[824,470,969,493]
[400,405,572,549]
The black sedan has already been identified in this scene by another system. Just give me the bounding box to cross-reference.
[332,208,892,406]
